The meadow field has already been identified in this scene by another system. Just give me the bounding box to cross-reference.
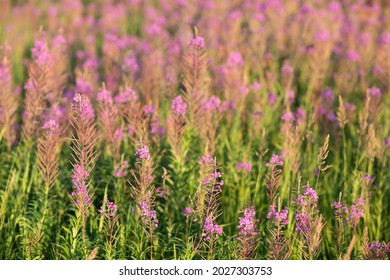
[0,0,389,260]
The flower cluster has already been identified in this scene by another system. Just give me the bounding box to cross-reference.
[202,217,222,240]
[202,171,224,192]
[113,160,129,178]
[265,154,284,167]
[99,200,118,217]
[42,119,59,136]
[136,145,150,160]
[72,93,95,120]
[348,198,365,228]
[293,184,319,208]
[366,242,390,260]
[171,96,187,116]
[71,165,92,207]
[266,204,289,226]
[295,213,310,235]
[138,200,158,228]
[238,208,258,236]
[236,162,252,173]
[181,207,194,217]
[330,201,349,218]
[188,36,205,49]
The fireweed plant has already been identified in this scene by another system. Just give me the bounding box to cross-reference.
[0,0,389,260]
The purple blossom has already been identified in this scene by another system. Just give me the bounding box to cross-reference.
[385,137,390,147]
[281,112,295,122]
[330,201,348,218]
[171,96,187,115]
[295,213,310,235]
[265,154,284,167]
[114,87,137,103]
[295,108,306,123]
[322,88,334,102]
[203,96,221,111]
[113,161,129,178]
[281,62,293,76]
[144,105,155,115]
[250,82,262,91]
[268,93,277,105]
[239,86,249,95]
[188,36,205,50]
[31,37,50,66]
[367,242,390,259]
[42,119,59,135]
[138,200,158,228]
[182,207,194,217]
[362,174,375,184]
[202,217,222,240]
[238,208,258,236]
[236,162,252,173]
[136,145,150,160]
[0,63,11,84]
[346,50,360,62]
[72,93,95,120]
[227,52,244,67]
[304,187,318,204]
[71,165,92,207]
[97,88,113,105]
[368,87,381,98]
[99,200,117,217]
[348,198,365,227]
[267,204,289,225]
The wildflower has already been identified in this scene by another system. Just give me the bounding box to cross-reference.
[362,174,375,184]
[203,96,221,111]
[265,154,284,167]
[97,88,113,105]
[348,198,365,227]
[113,161,129,178]
[366,242,390,259]
[322,88,334,102]
[295,213,310,235]
[236,162,252,173]
[114,128,125,143]
[385,137,390,147]
[202,217,222,240]
[238,208,258,236]
[227,52,244,67]
[250,82,262,91]
[71,165,92,207]
[42,119,59,135]
[99,200,117,217]
[143,105,155,115]
[368,87,381,98]
[281,112,295,122]
[31,37,50,66]
[346,50,359,62]
[330,201,348,218]
[267,204,289,225]
[268,93,277,105]
[188,36,205,49]
[138,200,158,228]
[171,96,187,115]
[239,86,249,95]
[136,145,150,160]
[281,62,293,76]
[114,87,137,103]
[182,207,194,217]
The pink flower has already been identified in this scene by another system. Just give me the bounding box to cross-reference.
[188,36,205,49]
[171,96,187,115]
[236,162,252,173]
[136,145,150,160]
